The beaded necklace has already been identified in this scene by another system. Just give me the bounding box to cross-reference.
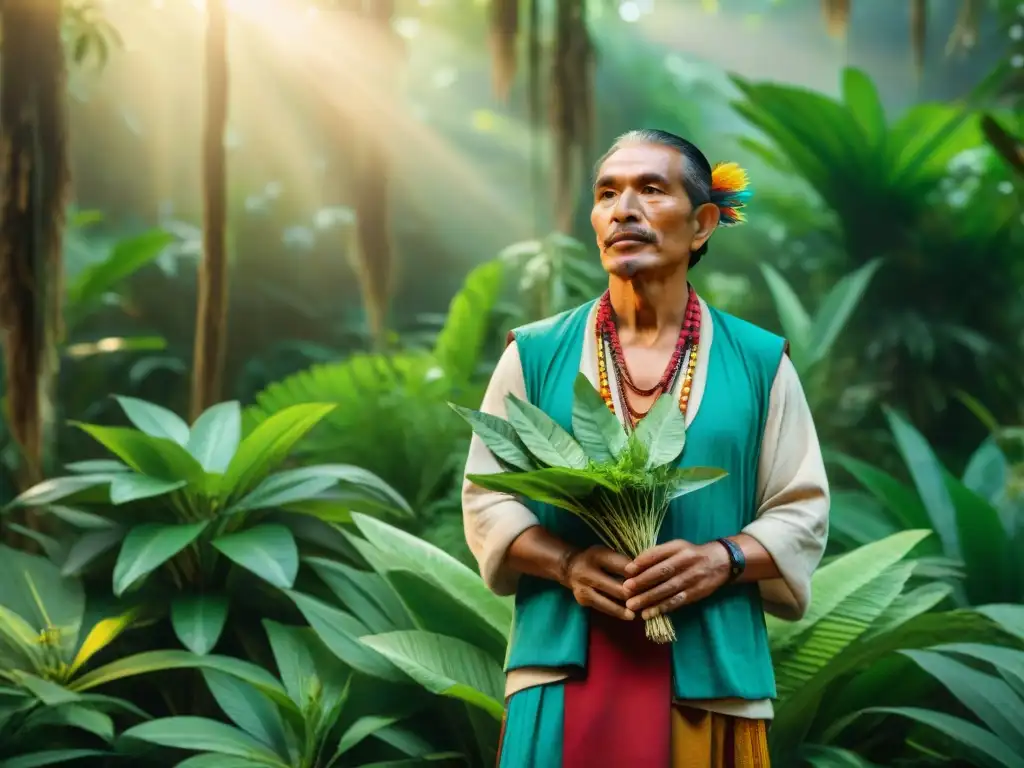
[595,287,701,429]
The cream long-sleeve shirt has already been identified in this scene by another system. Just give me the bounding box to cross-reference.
[462,298,830,719]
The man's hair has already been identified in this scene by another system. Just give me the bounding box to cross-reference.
[595,128,715,268]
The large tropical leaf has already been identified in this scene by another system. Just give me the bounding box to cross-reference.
[504,395,588,469]
[432,258,505,386]
[361,630,505,720]
[350,513,513,638]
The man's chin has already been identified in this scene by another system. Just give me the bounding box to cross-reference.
[604,253,664,278]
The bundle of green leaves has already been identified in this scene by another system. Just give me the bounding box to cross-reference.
[451,374,727,643]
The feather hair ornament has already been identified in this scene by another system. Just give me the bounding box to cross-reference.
[709,161,752,226]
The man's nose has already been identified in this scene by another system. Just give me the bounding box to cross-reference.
[612,189,641,222]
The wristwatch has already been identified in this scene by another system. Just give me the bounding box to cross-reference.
[716,537,746,583]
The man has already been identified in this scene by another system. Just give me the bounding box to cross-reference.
[462,129,829,767]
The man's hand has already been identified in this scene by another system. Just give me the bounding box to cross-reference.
[621,540,731,620]
[561,546,635,621]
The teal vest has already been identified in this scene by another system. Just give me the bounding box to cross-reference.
[506,299,785,701]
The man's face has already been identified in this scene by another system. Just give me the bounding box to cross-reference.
[590,143,715,279]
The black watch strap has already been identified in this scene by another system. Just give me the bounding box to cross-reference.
[717,537,746,582]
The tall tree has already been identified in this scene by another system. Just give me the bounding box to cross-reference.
[0,0,70,489]
[190,0,231,419]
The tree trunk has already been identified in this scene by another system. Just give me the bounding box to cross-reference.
[190,0,230,420]
[0,0,69,491]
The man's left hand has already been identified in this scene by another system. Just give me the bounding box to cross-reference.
[621,540,731,620]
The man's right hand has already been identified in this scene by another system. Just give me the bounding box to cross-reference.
[561,546,635,621]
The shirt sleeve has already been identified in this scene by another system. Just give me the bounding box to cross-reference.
[742,353,830,621]
[462,341,540,596]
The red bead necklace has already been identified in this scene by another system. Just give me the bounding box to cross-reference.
[596,287,701,428]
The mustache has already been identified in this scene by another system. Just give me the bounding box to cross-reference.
[605,227,656,247]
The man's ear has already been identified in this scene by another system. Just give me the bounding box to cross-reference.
[690,202,720,252]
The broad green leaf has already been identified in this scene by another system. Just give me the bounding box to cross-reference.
[504,395,588,469]
[828,491,899,548]
[25,704,114,742]
[902,650,1024,751]
[387,569,508,663]
[841,68,886,146]
[212,525,299,589]
[0,750,111,768]
[114,396,190,446]
[306,557,413,634]
[61,529,124,577]
[854,707,1024,768]
[802,745,880,768]
[352,513,513,638]
[449,404,537,471]
[121,717,284,763]
[46,505,118,530]
[7,475,113,509]
[571,373,627,463]
[235,464,412,518]
[262,620,348,713]
[287,591,407,683]
[64,460,129,474]
[759,264,811,370]
[665,467,728,500]
[466,466,613,513]
[202,670,290,758]
[806,259,882,366]
[830,453,931,531]
[66,229,174,310]
[433,258,505,385]
[864,582,952,638]
[978,604,1024,641]
[15,673,82,706]
[70,424,204,484]
[884,408,961,558]
[634,392,687,468]
[222,403,337,499]
[112,521,208,596]
[358,756,464,768]
[361,631,505,720]
[772,562,915,699]
[175,756,277,768]
[228,474,338,515]
[333,714,402,758]
[932,644,1024,700]
[767,530,931,650]
[945,471,1014,604]
[108,474,186,505]
[188,401,242,474]
[171,595,229,655]
[71,650,288,705]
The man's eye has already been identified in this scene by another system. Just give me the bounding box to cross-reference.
[642,186,662,195]
[599,190,615,200]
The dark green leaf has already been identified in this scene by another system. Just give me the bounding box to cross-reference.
[7,475,114,509]
[120,717,283,763]
[188,402,242,474]
[449,404,537,471]
[634,392,687,468]
[108,474,186,505]
[202,670,290,758]
[112,521,208,596]
[571,373,626,463]
[114,396,190,446]
[504,395,588,469]
[222,404,336,499]
[287,591,407,683]
[0,750,111,768]
[171,595,229,655]
[212,525,299,589]
[70,423,204,484]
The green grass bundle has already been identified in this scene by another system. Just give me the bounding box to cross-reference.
[451,373,727,643]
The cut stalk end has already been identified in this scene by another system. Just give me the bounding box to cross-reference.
[645,614,676,644]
